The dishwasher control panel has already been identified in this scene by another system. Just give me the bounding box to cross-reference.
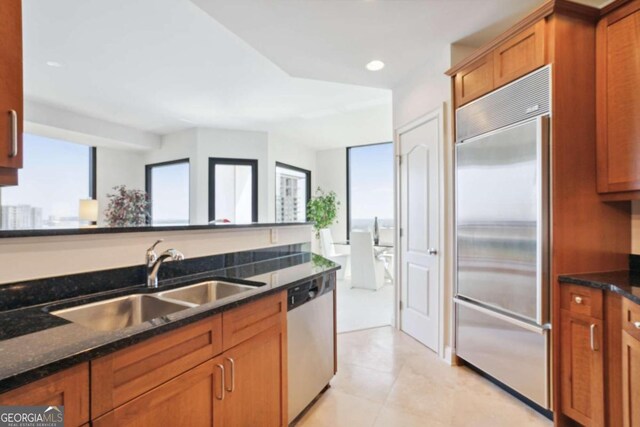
[287,273,336,311]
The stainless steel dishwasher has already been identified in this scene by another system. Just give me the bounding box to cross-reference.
[287,273,336,424]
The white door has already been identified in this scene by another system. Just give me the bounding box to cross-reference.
[398,111,441,352]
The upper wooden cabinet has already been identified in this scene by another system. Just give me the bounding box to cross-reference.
[449,19,547,107]
[0,0,23,186]
[493,20,546,88]
[596,0,640,197]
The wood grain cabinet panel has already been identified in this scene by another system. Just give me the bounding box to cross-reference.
[560,310,605,427]
[91,315,222,418]
[0,0,23,186]
[0,364,89,427]
[93,359,223,427]
[596,1,640,195]
[622,329,640,427]
[493,20,546,88]
[454,54,494,106]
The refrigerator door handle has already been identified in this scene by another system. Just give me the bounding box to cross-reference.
[535,114,551,326]
[454,297,550,334]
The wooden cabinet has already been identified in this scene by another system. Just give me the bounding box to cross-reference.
[454,54,494,107]
[449,19,547,106]
[0,0,23,186]
[0,364,90,427]
[596,0,640,197]
[560,285,605,426]
[93,359,223,427]
[622,298,640,427]
[493,20,546,87]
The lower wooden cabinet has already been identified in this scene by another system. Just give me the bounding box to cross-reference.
[560,310,605,427]
[622,330,640,427]
[93,359,223,427]
[0,363,89,427]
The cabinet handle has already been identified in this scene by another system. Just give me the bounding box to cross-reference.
[590,324,599,351]
[225,357,235,392]
[574,296,583,305]
[9,110,17,158]
[215,363,225,400]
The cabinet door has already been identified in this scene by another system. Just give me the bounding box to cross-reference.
[221,325,287,427]
[493,20,546,88]
[0,364,89,427]
[560,310,605,426]
[0,0,23,172]
[622,330,640,427]
[454,54,494,107]
[93,359,224,427]
[596,2,640,194]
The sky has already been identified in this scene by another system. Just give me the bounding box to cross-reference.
[349,142,394,226]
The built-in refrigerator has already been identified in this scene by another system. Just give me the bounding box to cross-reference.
[454,66,551,409]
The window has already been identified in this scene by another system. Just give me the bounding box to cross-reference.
[347,142,394,238]
[145,159,190,226]
[0,134,95,230]
[275,162,310,223]
[209,158,258,223]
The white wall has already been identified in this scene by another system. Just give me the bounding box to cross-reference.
[315,148,348,243]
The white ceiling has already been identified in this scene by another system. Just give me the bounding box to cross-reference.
[23,0,390,135]
[24,0,611,143]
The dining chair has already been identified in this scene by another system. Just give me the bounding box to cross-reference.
[319,228,349,279]
[350,231,385,290]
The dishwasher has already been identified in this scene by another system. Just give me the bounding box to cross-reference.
[287,273,336,424]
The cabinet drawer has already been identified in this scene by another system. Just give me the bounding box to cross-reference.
[454,54,494,106]
[560,284,603,319]
[222,291,286,351]
[493,20,546,88]
[622,297,640,339]
[91,314,222,418]
[0,363,89,427]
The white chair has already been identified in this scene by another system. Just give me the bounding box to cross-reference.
[319,229,349,279]
[350,231,385,290]
[378,227,395,246]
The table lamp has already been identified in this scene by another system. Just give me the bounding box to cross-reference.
[79,199,98,227]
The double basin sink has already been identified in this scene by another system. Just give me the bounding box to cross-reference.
[51,281,260,332]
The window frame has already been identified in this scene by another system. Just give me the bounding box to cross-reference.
[275,161,311,223]
[145,158,191,225]
[208,157,258,223]
[346,141,393,240]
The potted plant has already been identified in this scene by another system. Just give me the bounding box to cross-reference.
[306,187,339,238]
[104,185,150,227]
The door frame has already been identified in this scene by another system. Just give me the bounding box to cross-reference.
[394,104,447,359]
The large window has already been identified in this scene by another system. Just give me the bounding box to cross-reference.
[347,142,394,238]
[145,159,190,226]
[275,162,310,223]
[209,158,258,224]
[0,134,95,230]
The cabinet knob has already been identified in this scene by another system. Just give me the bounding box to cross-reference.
[574,296,583,305]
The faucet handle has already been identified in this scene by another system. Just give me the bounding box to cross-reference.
[146,239,164,265]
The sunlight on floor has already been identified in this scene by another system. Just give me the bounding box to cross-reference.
[336,277,394,333]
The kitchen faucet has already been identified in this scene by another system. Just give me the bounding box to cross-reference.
[146,239,184,288]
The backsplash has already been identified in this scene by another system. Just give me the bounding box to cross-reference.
[0,243,309,311]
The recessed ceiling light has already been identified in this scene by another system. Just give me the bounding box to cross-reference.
[366,60,385,71]
[46,61,62,68]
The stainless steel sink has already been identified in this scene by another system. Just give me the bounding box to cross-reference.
[51,294,193,331]
[156,281,256,305]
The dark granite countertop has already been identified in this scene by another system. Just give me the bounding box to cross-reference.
[559,270,640,305]
[0,221,313,239]
[0,253,338,394]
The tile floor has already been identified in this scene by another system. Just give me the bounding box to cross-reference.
[336,277,394,333]
[296,326,552,427]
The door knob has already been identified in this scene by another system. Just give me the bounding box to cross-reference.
[428,248,438,255]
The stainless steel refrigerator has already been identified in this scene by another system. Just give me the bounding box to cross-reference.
[454,66,551,409]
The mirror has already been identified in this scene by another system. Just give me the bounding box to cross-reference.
[0,0,390,233]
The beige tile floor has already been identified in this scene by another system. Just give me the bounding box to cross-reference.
[296,326,552,427]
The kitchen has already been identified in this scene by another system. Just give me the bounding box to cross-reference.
[0,0,639,426]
